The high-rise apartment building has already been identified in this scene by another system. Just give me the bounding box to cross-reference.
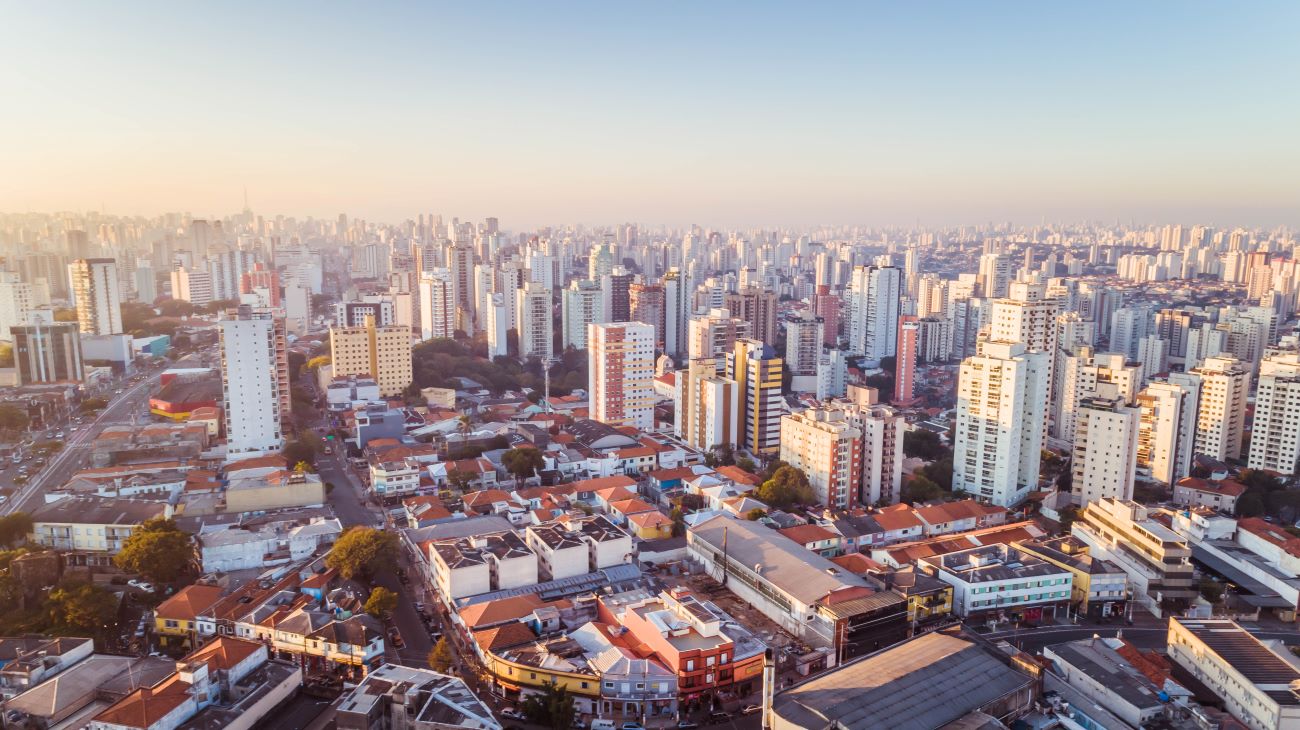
[1136,377,1201,485]
[418,269,455,341]
[219,307,289,458]
[68,258,122,335]
[516,282,554,360]
[330,315,413,398]
[675,357,739,451]
[1071,396,1140,506]
[977,253,1013,298]
[726,339,783,456]
[724,286,778,346]
[0,272,33,343]
[783,311,824,376]
[486,294,508,358]
[170,267,214,306]
[629,283,666,351]
[847,265,900,362]
[602,268,634,323]
[779,406,862,509]
[1054,348,1141,442]
[11,322,83,385]
[562,280,604,351]
[813,284,840,346]
[588,322,655,430]
[662,268,692,360]
[953,341,1049,507]
[895,315,919,404]
[688,309,751,371]
[1188,355,1249,462]
[1247,350,1300,474]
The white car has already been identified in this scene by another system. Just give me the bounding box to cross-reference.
[127,580,155,593]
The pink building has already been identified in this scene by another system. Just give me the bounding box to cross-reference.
[894,315,918,404]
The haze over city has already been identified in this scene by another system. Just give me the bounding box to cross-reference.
[4,2,1299,227]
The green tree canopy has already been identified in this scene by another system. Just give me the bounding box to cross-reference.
[501,447,545,482]
[283,435,320,469]
[47,582,118,634]
[428,636,454,673]
[0,405,30,436]
[756,465,815,510]
[0,513,33,548]
[113,518,194,583]
[901,475,946,504]
[325,527,398,579]
[903,430,950,461]
[364,586,398,618]
[522,680,576,730]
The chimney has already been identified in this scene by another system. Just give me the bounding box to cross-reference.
[762,647,776,730]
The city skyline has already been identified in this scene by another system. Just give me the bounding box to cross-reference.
[3,2,1298,227]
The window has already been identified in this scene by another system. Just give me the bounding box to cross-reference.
[686,660,694,671]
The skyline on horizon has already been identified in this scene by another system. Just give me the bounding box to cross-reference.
[3,2,1298,228]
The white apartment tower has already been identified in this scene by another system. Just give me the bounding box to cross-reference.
[516,282,554,359]
[1188,355,1249,462]
[0,272,33,342]
[561,280,603,351]
[219,308,288,458]
[847,265,900,362]
[1055,348,1141,442]
[588,321,655,430]
[1071,396,1140,506]
[1136,377,1201,485]
[1248,350,1300,474]
[675,357,739,451]
[954,341,1050,507]
[783,311,824,376]
[418,268,456,341]
[68,258,122,335]
[688,309,751,372]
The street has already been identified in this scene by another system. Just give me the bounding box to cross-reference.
[2,369,163,516]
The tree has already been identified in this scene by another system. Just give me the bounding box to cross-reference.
[365,586,398,618]
[325,527,398,579]
[670,507,686,537]
[521,680,576,730]
[735,456,757,474]
[306,355,332,373]
[756,465,816,510]
[501,447,545,484]
[288,351,306,378]
[428,637,454,673]
[903,430,949,461]
[745,508,766,521]
[446,469,475,495]
[1236,493,1266,518]
[901,475,945,504]
[0,513,33,548]
[80,397,108,413]
[760,459,789,483]
[47,582,118,634]
[0,405,29,436]
[113,518,194,583]
[1199,577,1224,605]
[283,436,320,470]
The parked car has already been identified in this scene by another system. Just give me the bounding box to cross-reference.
[499,708,525,720]
[677,722,699,730]
[621,724,646,730]
[708,712,732,725]
[741,705,761,715]
[128,579,155,593]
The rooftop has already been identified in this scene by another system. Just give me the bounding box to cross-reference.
[1173,618,1300,705]
[30,496,168,526]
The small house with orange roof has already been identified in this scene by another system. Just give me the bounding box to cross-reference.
[779,524,844,558]
[605,498,660,527]
[154,584,225,649]
[402,494,455,528]
[626,509,674,540]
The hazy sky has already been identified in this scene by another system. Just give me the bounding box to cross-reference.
[2,2,1298,228]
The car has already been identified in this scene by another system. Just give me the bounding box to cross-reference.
[128,580,155,593]
[54,432,64,439]
[414,602,425,614]
[621,723,645,730]
[677,722,699,730]
[740,705,761,716]
[707,712,732,724]
[499,708,525,720]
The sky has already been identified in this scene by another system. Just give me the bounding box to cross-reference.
[2,1,1298,229]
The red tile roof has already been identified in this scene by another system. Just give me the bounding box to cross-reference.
[155,584,224,622]
[779,524,840,546]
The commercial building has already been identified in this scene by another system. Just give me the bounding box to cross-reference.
[1014,536,1127,618]
[11,322,83,385]
[219,307,289,458]
[688,515,908,660]
[588,322,655,430]
[1167,618,1300,730]
[1042,637,1185,729]
[170,267,214,306]
[953,340,1049,507]
[1071,498,1196,612]
[429,531,538,602]
[779,406,862,509]
[770,630,1035,730]
[0,272,33,343]
[330,314,413,397]
[68,258,122,335]
[726,339,783,456]
[917,543,1073,623]
[29,496,170,553]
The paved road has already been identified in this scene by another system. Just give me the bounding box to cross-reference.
[3,371,162,516]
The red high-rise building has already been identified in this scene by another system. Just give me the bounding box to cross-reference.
[895,315,919,405]
[813,285,840,345]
